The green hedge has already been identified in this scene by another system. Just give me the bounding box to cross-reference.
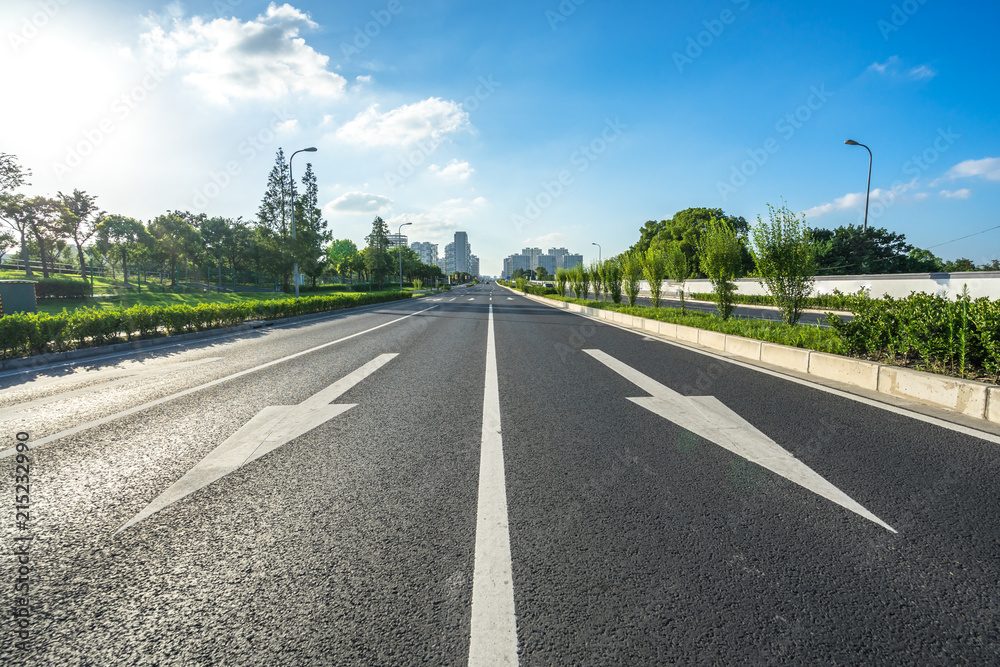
[827,291,1000,380]
[0,291,412,359]
[34,279,90,300]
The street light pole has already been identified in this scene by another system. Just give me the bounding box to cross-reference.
[844,140,872,233]
[398,222,412,291]
[592,242,601,263]
[289,146,318,298]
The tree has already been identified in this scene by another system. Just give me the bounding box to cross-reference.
[642,246,667,308]
[24,196,70,279]
[96,215,149,287]
[58,189,101,279]
[258,148,294,287]
[590,260,604,301]
[326,238,359,282]
[943,257,978,272]
[0,154,31,274]
[699,217,744,320]
[637,207,751,277]
[536,266,550,280]
[619,250,643,306]
[664,241,691,313]
[555,266,569,296]
[750,202,816,325]
[147,212,202,287]
[603,257,623,304]
[294,163,331,288]
[812,224,941,275]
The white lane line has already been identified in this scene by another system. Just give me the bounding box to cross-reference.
[118,354,397,531]
[585,349,896,533]
[0,306,438,459]
[469,303,518,665]
[0,358,221,422]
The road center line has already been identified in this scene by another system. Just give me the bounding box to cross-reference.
[0,305,438,458]
[469,303,518,665]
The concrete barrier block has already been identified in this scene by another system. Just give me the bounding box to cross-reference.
[725,335,762,361]
[675,325,700,343]
[989,387,1000,424]
[699,329,727,351]
[613,312,625,324]
[808,352,880,391]
[760,343,811,373]
[877,366,990,419]
[658,321,677,338]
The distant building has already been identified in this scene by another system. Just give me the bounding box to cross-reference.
[470,255,480,278]
[411,242,438,266]
[501,246,585,278]
[562,254,584,271]
[386,233,408,248]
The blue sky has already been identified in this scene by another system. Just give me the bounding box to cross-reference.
[3,0,998,275]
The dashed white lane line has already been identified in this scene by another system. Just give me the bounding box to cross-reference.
[0,306,438,459]
[469,303,518,665]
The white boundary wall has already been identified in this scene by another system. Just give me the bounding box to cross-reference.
[645,271,1000,300]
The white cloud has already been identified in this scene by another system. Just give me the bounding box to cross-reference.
[326,191,393,213]
[139,2,346,104]
[939,188,972,199]
[803,182,919,219]
[524,232,566,247]
[428,159,474,181]
[866,56,934,80]
[276,119,298,133]
[940,157,1000,182]
[867,56,900,74]
[335,98,469,147]
[356,75,372,83]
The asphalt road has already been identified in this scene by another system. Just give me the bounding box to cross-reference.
[2,284,998,665]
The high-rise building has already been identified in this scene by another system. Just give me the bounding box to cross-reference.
[454,232,470,273]
[386,233,408,248]
[470,255,480,278]
[444,242,456,274]
[501,246,586,278]
[411,242,437,266]
[562,254,584,271]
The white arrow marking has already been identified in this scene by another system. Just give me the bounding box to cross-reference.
[506,297,514,301]
[118,353,398,531]
[584,349,896,533]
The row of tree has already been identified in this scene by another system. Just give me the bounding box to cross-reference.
[0,152,444,291]
[631,207,998,278]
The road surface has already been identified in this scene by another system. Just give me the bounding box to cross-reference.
[2,283,998,665]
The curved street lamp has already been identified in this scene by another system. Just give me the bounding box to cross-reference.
[289,147,318,298]
[398,222,412,290]
[592,242,601,263]
[844,140,872,233]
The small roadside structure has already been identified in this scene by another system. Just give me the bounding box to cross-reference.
[0,280,38,316]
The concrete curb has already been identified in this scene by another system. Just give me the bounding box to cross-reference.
[505,286,1000,425]
[0,296,419,372]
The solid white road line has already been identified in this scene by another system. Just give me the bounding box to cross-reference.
[0,358,221,422]
[585,349,897,533]
[0,306,438,459]
[469,304,518,665]
[118,354,397,531]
